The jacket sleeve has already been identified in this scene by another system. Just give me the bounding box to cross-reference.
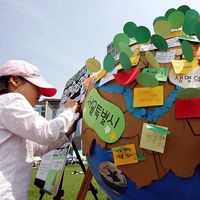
[32,135,71,156]
[0,93,75,145]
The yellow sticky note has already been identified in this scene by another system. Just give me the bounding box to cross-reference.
[130,55,140,66]
[172,58,198,74]
[140,123,168,153]
[133,86,164,107]
[95,69,107,82]
[113,144,138,166]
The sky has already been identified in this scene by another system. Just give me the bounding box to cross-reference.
[0,0,199,98]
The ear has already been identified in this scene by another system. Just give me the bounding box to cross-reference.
[9,76,21,87]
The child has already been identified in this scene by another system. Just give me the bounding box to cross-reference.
[0,60,80,200]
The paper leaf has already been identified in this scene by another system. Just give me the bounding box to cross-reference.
[136,72,159,88]
[151,34,168,51]
[181,40,194,62]
[177,5,190,14]
[153,20,171,38]
[134,26,151,44]
[176,88,200,99]
[168,10,185,29]
[103,54,115,72]
[113,33,130,51]
[119,52,132,71]
[85,58,101,72]
[123,22,137,38]
[145,51,160,68]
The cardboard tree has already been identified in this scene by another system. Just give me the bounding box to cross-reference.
[81,4,200,194]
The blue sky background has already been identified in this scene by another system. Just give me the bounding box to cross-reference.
[0,0,199,98]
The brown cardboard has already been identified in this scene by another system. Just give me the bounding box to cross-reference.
[81,45,200,188]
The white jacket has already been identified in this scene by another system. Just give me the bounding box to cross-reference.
[0,93,76,200]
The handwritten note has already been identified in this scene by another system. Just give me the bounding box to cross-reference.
[155,50,176,63]
[99,67,118,86]
[133,86,164,107]
[113,144,138,166]
[140,37,181,51]
[140,123,169,153]
[172,58,198,74]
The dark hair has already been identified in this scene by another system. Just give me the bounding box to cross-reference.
[0,76,11,95]
[0,76,27,95]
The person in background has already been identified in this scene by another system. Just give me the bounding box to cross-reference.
[0,60,80,200]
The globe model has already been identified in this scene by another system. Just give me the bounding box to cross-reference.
[81,5,200,200]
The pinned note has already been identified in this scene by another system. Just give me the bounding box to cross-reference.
[172,58,198,74]
[112,144,138,166]
[155,50,176,63]
[140,123,169,153]
[133,86,164,107]
[169,66,200,89]
[143,68,168,81]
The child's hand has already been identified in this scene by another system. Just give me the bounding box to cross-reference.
[64,99,80,113]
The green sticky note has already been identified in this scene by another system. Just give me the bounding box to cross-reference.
[137,152,146,161]
[143,68,168,81]
[168,10,185,29]
[145,51,160,68]
[136,72,159,88]
[134,26,151,44]
[119,52,132,71]
[153,20,171,38]
[151,34,168,51]
[165,8,176,18]
[113,33,130,51]
[181,40,194,62]
[179,34,200,42]
[83,88,125,143]
[123,21,137,38]
[146,124,170,135]
[176,88,200,99]
[177,5,190,14]
[119,42,133,57]
[103,54,115,72]
[195,22,200,41]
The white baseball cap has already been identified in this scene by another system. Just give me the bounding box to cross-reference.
[0,60,57,97]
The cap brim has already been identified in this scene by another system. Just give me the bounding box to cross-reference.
[24,77,57,97]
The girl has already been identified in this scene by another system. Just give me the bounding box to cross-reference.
[0,60,80,200]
